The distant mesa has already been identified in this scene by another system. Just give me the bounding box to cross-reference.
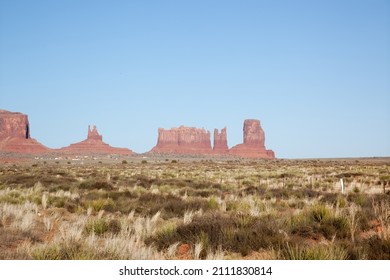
[0,109,133,155]
[58,125,132,155]
[1,108,275,159]
[150,120,275,159]
[151,126,213,154]
[0,110,49,154]
[229,119,275,159]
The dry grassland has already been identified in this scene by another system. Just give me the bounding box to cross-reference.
[0,157,389,259]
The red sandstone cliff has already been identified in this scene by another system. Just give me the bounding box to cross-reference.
[151,126,212,154]
[58,125,132,155]
[0,110,49,154]
[150,120,275,158]
[229,119,275,159]
[213,128,228,154]
[1,108,276,159]
[87,125,103,141]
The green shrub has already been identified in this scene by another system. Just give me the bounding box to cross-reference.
[364,236,390,260]
[196,231,210,258]
[150,222,179,249]
[347,193,367,207]
[49,196,66,208]
[336,195,347,208]
[31,241,97,260]
[108,219,122,234]
[278,243,348,260]
[310,204,332,223]
[353,186,360,193]
[87,198,115,212]
[79,181,113,190]
[207,197,219,210]
[291,204,350,240]
[85,219,108,235]
[318,216,350,240]
[0,191,26,205]
[147,213,285,257]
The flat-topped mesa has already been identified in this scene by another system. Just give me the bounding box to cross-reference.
[229,119,275,159]
[0,110,30,139]
[59,125,132,155]
[0,110,49,153]
[213,127,228,154]
[151,126,212,154]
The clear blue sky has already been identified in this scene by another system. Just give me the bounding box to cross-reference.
[1,0,389,158]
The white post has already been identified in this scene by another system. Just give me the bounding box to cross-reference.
[340,178,345,194]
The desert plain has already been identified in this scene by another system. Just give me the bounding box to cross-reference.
[0,155,389,260]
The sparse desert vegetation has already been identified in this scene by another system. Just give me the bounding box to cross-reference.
[0,157,389,259]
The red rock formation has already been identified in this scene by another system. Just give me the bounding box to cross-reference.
[229,119,275,159]
[151,126,212,154]
[0,110,30,139]
[59,125,132,155]
[87,125,102,141]
[213,127,228,154]
[266,150,275,158]
[243,119,265,146]
[0,110,49,153]
[1,109,276,159]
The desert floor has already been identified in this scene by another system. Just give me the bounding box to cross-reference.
[1,155,389,259]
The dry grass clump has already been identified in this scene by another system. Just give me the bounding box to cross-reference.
[277,243,348,260]
[29,211,163,260]
[372,199,390,240]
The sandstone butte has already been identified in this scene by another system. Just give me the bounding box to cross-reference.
[1,109,275,158]
[151,126,213,154]
[229,119,275,159]
[58,125,133,155]
[150,120,275,159]
[0,109,132,155]
[0,110,49,154]
[213,127,228,154]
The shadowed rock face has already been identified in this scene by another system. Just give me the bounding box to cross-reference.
[0,110,30,139]
[213,128,228,154]
[229,119,275,159]
[151,126,213,154]
[0,110,48,153]
[59,125,132,155]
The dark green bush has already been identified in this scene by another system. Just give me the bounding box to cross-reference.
[147,213,285,257]
[79,181,113,190]
[364,236,390,260]
[85,219,108,235]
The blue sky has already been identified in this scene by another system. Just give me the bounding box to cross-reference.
[1,0,389,158]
